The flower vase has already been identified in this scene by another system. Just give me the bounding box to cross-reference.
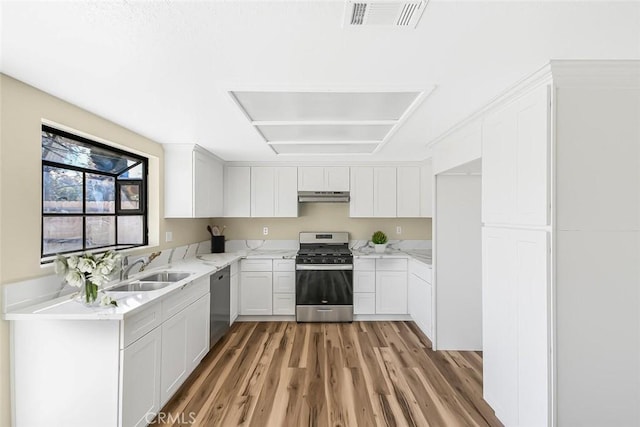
[80,279,99,306]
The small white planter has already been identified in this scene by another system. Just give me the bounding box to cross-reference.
[374,244,387,253]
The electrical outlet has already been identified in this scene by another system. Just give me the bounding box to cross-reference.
[165,231,173,242]
[396,226,402,234]
[263,227,269,235]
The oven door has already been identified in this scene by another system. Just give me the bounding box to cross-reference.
[295,264,353,306]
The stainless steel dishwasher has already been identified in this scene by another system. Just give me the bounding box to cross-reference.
[210,266,230,349]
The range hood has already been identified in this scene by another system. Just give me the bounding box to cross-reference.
[298,191,350,203]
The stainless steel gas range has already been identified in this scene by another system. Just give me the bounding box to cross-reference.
[295,232,353,322]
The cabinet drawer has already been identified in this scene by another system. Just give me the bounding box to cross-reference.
[162,276,209,322]
[240,259,273,272]
[273,259,295,272]
[354,293,375,315]
[273,271,295,293]
[354,271,375,293]
[376,258,407,271]
[354,258,375,271]
[272,293,295,315]
[123,301,162,348]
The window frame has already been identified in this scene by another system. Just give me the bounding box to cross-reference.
[41,125,149,260]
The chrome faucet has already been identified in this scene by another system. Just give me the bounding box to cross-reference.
[121,252,162,280]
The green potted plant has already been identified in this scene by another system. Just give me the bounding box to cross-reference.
[371,230,388,253]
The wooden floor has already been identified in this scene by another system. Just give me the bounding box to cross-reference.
[155,321,502,427]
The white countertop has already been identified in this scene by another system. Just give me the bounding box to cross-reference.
[4,247,427,321]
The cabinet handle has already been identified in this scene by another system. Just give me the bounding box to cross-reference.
[317,309,333,312]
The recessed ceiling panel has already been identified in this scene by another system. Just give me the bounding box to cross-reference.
[232,91,420,121]
[271,143,379,154]
[257,124,392,142]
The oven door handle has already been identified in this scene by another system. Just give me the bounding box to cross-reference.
[296,265,353,271]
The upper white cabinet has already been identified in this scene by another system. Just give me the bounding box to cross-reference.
[298,167,349,191]
[164,144,223,218]
[482,86,549,226]
[251,167,298,217]
[350,167,397,217]
[420,163,433,217]
[224,166,251,217]
[397,167,420,217]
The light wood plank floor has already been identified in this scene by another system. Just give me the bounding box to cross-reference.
[154,321,502,427]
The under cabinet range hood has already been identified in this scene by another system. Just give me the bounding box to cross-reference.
[298,191,350,203]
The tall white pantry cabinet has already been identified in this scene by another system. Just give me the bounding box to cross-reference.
[480,61,639,427]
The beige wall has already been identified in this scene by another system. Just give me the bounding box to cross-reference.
[0,74,209,426]
[213,203,432,240]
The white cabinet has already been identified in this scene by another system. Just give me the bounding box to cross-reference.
[482,86,549,226]
[298,167,349,191]
[164,144,223,218]
[408,259,433,340]
[272,259,295,315]
[353,258,376,314]
[375,271,408,314]
[224,166,251,217]
[240,259,273,315]
[397,167,421,217]
[350,167,374,217]
[230,261,239,323]
[121,327,162,427]
[420,163,433,217]
[373,167,397,217]
[482,227,549,427]
[160,281,210,406]
[350,167,397,217]
[251,167,298,217]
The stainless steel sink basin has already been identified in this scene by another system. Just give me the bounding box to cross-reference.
[137,271,191,283]
[108,281,172,292]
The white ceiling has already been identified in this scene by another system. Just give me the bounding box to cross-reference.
[1,1,639,163]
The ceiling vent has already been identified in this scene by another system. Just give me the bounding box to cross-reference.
[344,0,428,28]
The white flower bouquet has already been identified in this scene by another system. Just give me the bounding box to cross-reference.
[55,250,121,306]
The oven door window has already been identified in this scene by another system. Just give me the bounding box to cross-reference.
[296,270,353,305]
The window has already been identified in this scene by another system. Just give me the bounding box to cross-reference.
[41,125,148,259]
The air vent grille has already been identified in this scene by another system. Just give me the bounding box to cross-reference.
[344,0,428,28]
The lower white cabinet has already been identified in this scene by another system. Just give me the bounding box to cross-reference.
[408,260,433,340]
[375,270,408,314]
[240,271,273,315]
[230,261,239,323]
[273,293,296,315]
[160,294,210,406]
[121,327,162,427]
[272,262,295,315]
[354,258,409,315]
[354,292,376,315]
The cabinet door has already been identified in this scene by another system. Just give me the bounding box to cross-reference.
[122,328,162,427]
[273,271,295,293]
[160,310,189,405]
[420,163,433,217]
[325,167,350,191]
[353,270,375,293]
[240,272,273,315]
[350,167,374,217]
[482,227,518,425]
[374,167,397,217]
[513,229,549,427]
[514,86,549,226]
[298,167,325,191]
[251,167,275,217]
[230,271,239,323]
[194,150,217,218]
[354,293,376,315]
[224,166,251,217]
[275,167,298,217]
[273,293,295,315]
[482,106,516,225]
[397,167,421,217]
[375,270,408,314]
[186,295,210,370]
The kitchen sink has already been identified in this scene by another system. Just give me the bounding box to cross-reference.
[137,271,191,283]
[108,281,172,292]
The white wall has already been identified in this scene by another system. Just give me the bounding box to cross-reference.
[434,173,482,350]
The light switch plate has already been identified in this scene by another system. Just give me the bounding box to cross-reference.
[165,231,173,242]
